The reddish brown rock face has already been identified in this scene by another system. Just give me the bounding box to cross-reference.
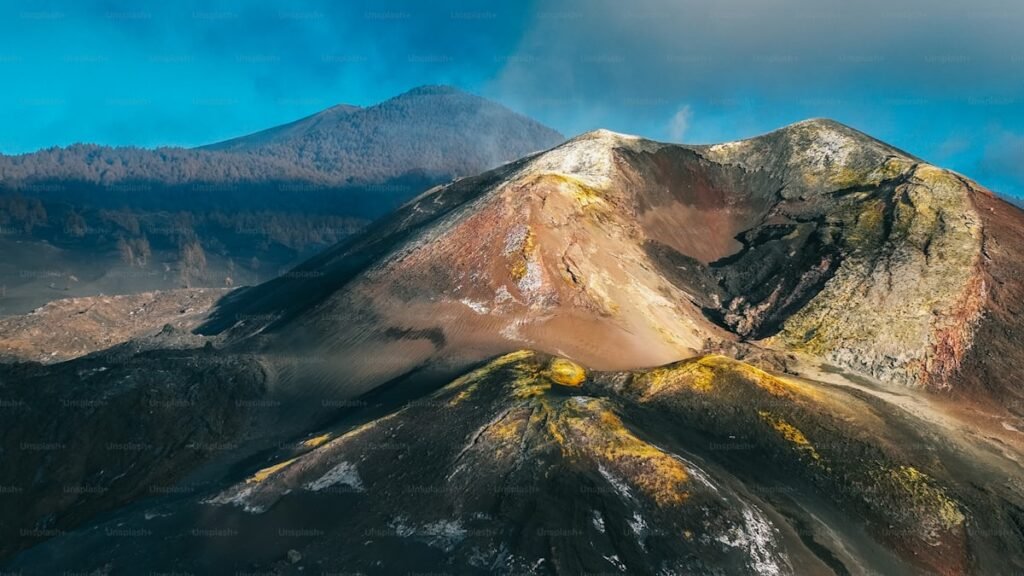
[953,187,1024,411]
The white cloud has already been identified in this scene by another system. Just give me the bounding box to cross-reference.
[668,105,692,142]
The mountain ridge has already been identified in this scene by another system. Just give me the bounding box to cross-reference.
[0,85,564,188]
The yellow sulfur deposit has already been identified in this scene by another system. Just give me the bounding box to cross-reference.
[246,457,298,484]
[758,410,822,461]
[301,433,331,448]
[632,354,817,401]
[885,465,965,530]
[553,398,690,507]
[447,350,535,406]
[548,358,586,387]
[532,172,608,209]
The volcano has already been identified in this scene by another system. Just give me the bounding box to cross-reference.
[3,119,1024,575]
[200,118,1019,404]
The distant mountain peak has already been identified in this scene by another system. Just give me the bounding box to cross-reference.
[397,84,466,97]
[323,103,361,114]
[197,86,564,182]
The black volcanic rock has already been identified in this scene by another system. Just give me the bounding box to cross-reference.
[6,352,1023,575]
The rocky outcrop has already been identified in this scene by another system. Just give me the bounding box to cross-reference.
[772,163,986,389]
[0,288,229,364]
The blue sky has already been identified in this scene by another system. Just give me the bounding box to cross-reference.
[1,0,1023,198]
